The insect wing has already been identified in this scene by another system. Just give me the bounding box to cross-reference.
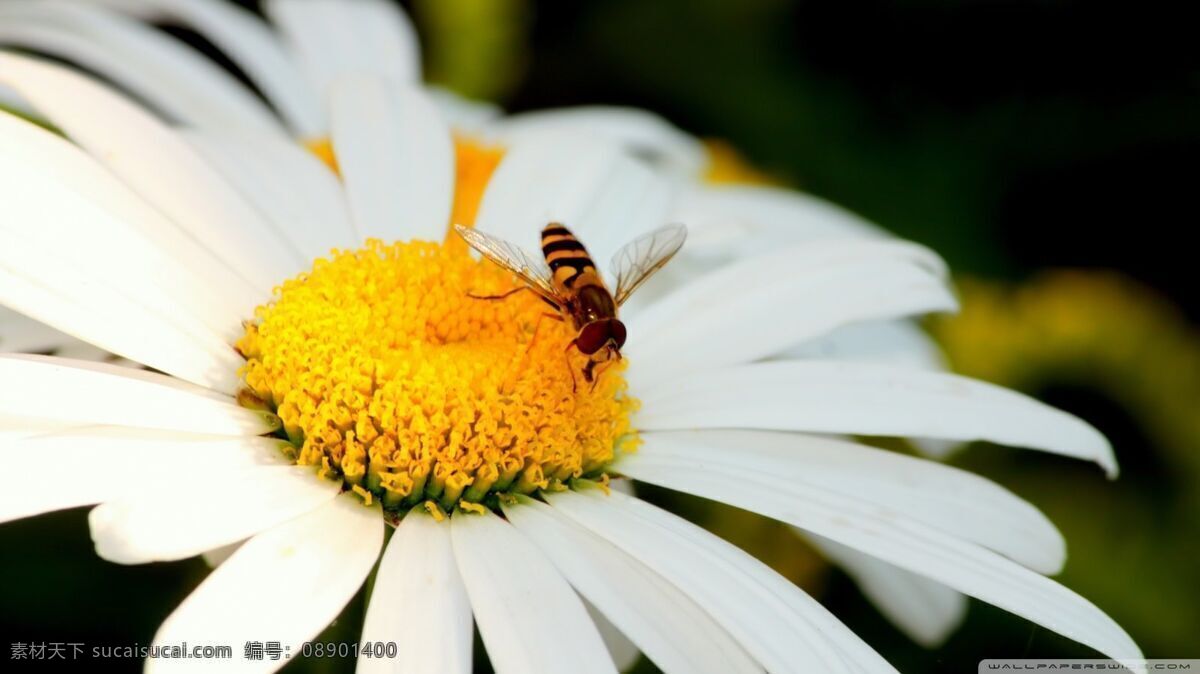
[611,223,687,306]
[453,225,563,306]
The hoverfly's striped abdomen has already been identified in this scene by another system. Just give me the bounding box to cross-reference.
[542,223,598,290]
[454,219,686,384]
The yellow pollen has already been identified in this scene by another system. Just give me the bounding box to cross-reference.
[237,240,638,513]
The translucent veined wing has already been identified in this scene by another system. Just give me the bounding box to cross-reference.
[453,225,563,307]
[611,223,688,306]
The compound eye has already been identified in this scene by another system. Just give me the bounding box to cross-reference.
[575,322,608,355]
[611,320,627,348]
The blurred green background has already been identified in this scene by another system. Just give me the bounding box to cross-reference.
[3,0,1198,671]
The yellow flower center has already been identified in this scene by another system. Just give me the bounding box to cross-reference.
[237,139,637,517]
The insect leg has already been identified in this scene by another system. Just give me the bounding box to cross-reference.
[588,359,615,392]
[564,340,579,393]
[587,346,621,392]
[467,286,530,301]
[525,312,563,353]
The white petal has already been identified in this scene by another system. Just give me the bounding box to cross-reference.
[547,488,896,674]
[626,430,1065,573]
[427,86,502,134]
[330,76,454,243]
[86,0,324,135]
[0,427,290,524]
[450,509,616,674]
[608,476,637,496]
[0,305,78,354]
[622,191,931,318]
[359,510,472,674]
[0,53,304,292]
[265,0,420,98]
[90,465,340,564]
[186,129,357,256]
[0,82,31,116]
[0,118,257,388]
[474,132,674,267]
[787,316,964,458]
[491,106,707,178]
[148,495,383,674]
[202,541,242,568]
[777,319,963,459]
[616,449,1142,660]
[801,531,967,648]
[634,360,1117,475]
[0,305,124,364]
[0,1,285,136]
[0,102,262,321]
[780,318,947,372]
[0,354,276,436]
[51,342,123,364]
[0,417,76,444]
[0,230,240,391]
[585,601,641,673]
[625,241,955,390]
[502,495,761,674]
[672,184,885,263]
[0,354,232,403]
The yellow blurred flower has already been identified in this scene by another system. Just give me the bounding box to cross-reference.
[935,271,1200,495]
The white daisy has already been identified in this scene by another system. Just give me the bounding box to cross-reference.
[0,0,926,311]
[0,11,1139,674]
[0,0,940,388]
[0,1,975,643]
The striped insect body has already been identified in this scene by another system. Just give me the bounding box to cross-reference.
[453,222,687,387]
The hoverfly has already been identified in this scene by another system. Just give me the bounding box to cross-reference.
[453,222,687,386]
